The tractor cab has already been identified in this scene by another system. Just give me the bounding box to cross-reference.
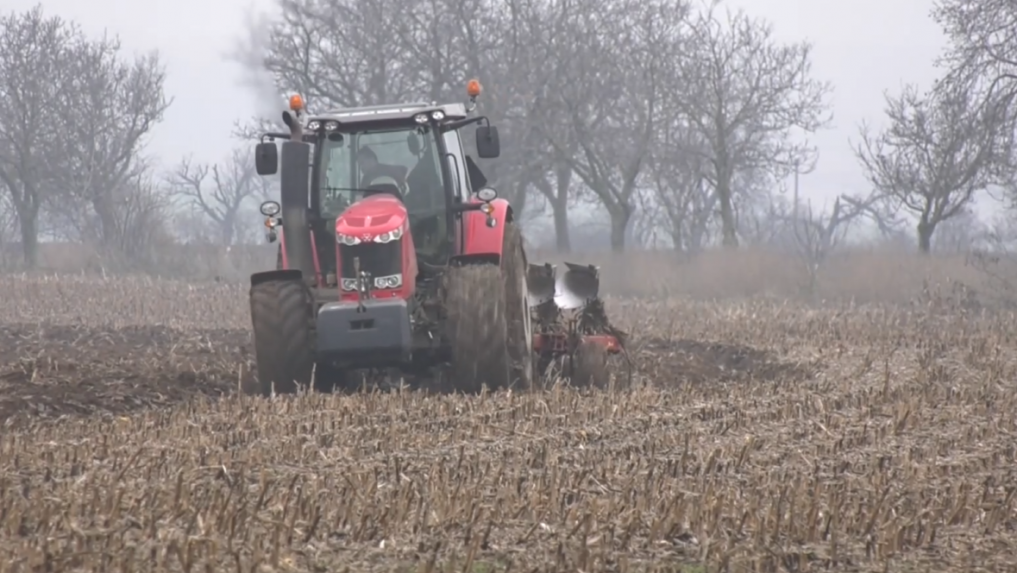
[253,80,500,296]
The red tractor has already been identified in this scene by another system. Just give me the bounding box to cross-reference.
[247,81,624,395]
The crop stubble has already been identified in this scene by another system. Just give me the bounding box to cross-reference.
[0,274,1016,572]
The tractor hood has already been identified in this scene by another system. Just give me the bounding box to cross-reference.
[335,194,408,241]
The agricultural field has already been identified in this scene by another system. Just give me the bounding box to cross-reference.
[0,266,1015,572]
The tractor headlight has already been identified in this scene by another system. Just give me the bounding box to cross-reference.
[260,200,281,216]
[374,227,404,243]
[374,274,403,289]
[337,233,361,246]
[340,278,358,291]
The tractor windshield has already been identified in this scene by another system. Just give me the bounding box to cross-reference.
[319,126,447,222]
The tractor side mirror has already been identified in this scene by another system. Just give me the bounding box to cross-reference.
[255,142,278,175]
[476,125,500,158]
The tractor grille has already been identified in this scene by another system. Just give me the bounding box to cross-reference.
[339,239,401,279]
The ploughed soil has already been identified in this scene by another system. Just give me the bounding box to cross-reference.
[0,322,811,424]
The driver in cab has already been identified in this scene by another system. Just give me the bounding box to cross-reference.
[357,146,408,192]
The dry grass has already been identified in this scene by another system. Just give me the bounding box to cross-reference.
[1,251,1016,571]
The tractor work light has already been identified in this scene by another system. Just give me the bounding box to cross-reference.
[289,94,304,111]
[307,120,321,130]
[431,110,445,120]
[477,187,497,202]
[324,120,339,130]
[414,113,429,124]
[260,200,280,216]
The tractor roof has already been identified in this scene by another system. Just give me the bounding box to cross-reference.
[307,102,469,125]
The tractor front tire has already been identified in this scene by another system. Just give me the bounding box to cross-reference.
[502,222,535,390]
[443,264,510,393]
[249,277,316,396]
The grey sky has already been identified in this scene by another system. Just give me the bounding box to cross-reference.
[14,0,983,216]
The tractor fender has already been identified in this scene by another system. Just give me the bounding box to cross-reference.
[251,269,303,288]
[458,198,512,265]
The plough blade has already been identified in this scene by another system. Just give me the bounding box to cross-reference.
[526,263,557,306]
[554,262,600,310]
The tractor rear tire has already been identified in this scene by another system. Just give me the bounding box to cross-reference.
[443,264,510,393]
[502,222,534,390]
[570,340,609,389]
[250,277,316,395]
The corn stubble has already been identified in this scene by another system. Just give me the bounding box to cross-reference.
[0,274,1016,572]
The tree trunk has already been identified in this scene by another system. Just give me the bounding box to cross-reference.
[917,220,933,254]
[716,177,738,248]
[552,193,570,253]
[553,163,573,252]
[669,221,683,252]
[17,208,38,268]
[608,206,631,252]
[92,195,120,250]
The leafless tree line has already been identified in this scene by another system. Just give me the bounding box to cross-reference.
[0,5,275,269]
[2,0,1016,273]
[228,0,1017,257]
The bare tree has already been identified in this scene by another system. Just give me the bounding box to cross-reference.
[262,0,421,107]
[534,0,687,251]
[103,171,173,271]
[673,0,832,248]
[788,196,873,294]
[0,191,17,268]
[0,6,81,267]
[53,34,169,256]
[934,0,1017,112]
[854,83,1011,253]
[167,148,271,246]
[645,126,714,253]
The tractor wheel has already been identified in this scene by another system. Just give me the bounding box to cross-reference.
[501,222,535,390]
[312,363,351,393]
[442,263,510,393]
[249,277,316,395]
[570,339,609,389]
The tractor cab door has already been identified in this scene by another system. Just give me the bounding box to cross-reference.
[443,130,473,256]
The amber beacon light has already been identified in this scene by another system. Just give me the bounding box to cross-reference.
[466,79,482,98]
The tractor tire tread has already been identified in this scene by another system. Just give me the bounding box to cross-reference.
[443,264,510,393]
[502,222,534,390]
[250,278,315,395]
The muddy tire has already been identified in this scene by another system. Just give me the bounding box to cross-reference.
[501,222,534,390]
[249,278,315,395]
[570,340,609,389]
[443,264,510,393]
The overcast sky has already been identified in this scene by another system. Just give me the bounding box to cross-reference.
[12,0,996,218]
